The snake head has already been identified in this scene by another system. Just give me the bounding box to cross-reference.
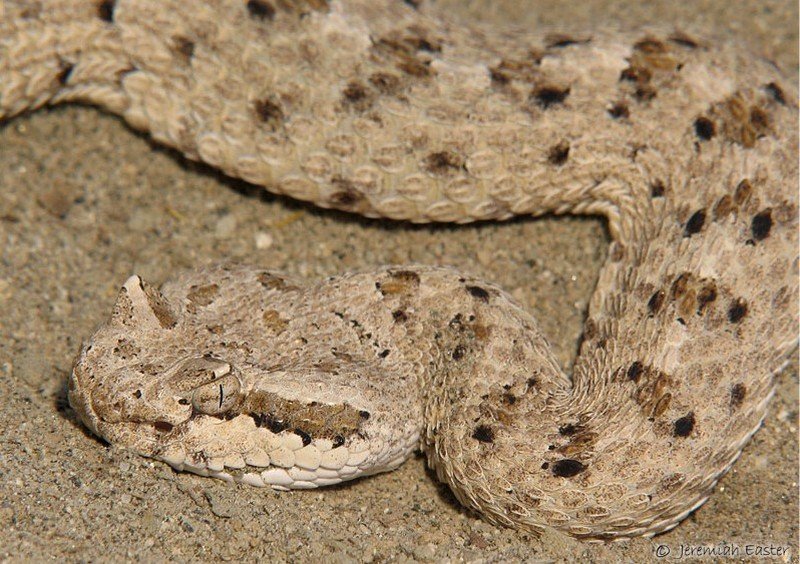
[68,275,247,456]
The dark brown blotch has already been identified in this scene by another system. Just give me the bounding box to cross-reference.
[472,424,495,443]
[558,423,579,436]
[552,459,586,478]
[684,209,706,236]
[670,272,691,299]
[342,81,372,110]
[172,36,195,63]
[533,85,570,108]
[764,82,786,105]
[608,101,630,119]
[392,309,408,322]
[751,209,773,241]
[727,298,748,323]
[466,285,490,302]
[294,428,312,446]
[153,421,174,433]
[650,180,666,198]
[694,117,715,140]
[547,141,570,165]
[97,0,115,21]
[246,0,275,20]
[627,361,644,383]
[369,72,402,94]
[734,178,753,205]
[329,176,364,208]
[452,345,466,361]
[673,412,695,437]
[730,383,746,409]
[647,290,665,316]
[253,97,284,129]
[696,282,717,313]
[713,195,735,220]
[423,151,464,175]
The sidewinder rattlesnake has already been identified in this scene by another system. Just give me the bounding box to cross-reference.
[1,0,797,540]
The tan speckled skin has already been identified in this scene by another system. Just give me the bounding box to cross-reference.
[3,0,797,540]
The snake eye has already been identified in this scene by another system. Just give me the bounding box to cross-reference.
[191,372,243,416]
[168,356,244,416]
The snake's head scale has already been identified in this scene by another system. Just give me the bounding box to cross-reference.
[68,275,245,456]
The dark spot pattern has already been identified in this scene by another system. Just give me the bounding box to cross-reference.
[392,309,408,322]
[627,361,644,382]
[559,424,578,436]
[329,177,364,208]
[730,383,746,409]
[295,428,312,446]
[548,141,570,165]
[727,298,748,323]
[251,412,288,433]
[673,412,695,437]
[647,290,665,316]
[684,209,706,236]
[466,285,490,302]
[472,424,495,443]
[533,85,570,108]
[246,0,275,20]
[552,459,586,477]
[253,98,284,128]
[153,421,174,433]
[765,82,786,105]
[694,117,715,140]
[696,283,717,313]
[423,151,464,175]
[342,81,371,110]
[97,0,115,21]
[168,36,193,63]
[650,180,665,198]
[369,72,402,94]
[608,101,630,119]
[751,210,773,241]
[452,345,466,360]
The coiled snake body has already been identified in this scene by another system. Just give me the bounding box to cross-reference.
[2,0,797,540]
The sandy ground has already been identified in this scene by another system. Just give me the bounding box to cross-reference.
[0,1,797,561]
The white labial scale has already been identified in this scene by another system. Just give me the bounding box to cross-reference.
[244,448,271,468]
[314,477,344,487]
[288,467,321,482]
[208,470,233,482]
[207,458,225,472]
[240,472,266,487]
[282,433,305,451]
[339,466,359,478]
[294,445,322,471]
[314,439,334,453]
[261,467,294,488]
[320,447,349,470]
[315,467,344,480]
[347,449,370,467]
[269,447,295,468]
[224,453,246,469]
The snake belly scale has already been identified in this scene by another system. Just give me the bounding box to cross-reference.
[1,0,797,540]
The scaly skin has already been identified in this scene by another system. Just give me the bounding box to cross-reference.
[2,0,797,540]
